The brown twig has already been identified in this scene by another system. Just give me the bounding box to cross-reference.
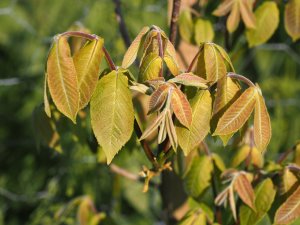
[102,47,117,70]
[110,163,139,181]
[227,72,256,88]
[59,31,98,40]
[169,0,181,45]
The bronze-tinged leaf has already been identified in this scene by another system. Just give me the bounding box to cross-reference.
[229,185,237,221]
[213,0,235,16]
[239,0,256,29]
[215,187,229,206]
[47,36,79,123]
[285,0,300,41]
[176,90,212,156]
[73,38,104,109]
[139,112,165,141]
[234,173,256,211]
[164,40,180,76]
[204,44,227,83]
[166,110,178,150]
[254,91,271,152]
[139,53,162,82]
[44,73,51,118]
[275,186,300,224]
[148,84,170,115]
[171,88,192,128]
[90,70,134,164]
[168,73,208,88]
[227,0,241,33]
[214,87,257,135]
[122,26,150,68]
[158,116,167,144]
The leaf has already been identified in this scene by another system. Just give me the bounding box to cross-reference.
[90,70,134,164]
[246,2,279,47]
[213,0,235,16]
[77,197,93,225]
[227,0,241,33]
[240,178,276,225]
[168,73,208,88]
[148,84,170,114]
[280,168,298,195]
[229,185,237,221]
[239,0,256,29]
[171,88,192,128]
[204,44,227,83]
[251,147,264,168]
[275,186,300,225]
[73,38,104,109]
[212,153,226,172]
[139,53,162,82]
[254,91,272,152]
[179,209,206,225]
[164,40,180,75]
[214,87,257,135]
[176,90,212,156]
[285,0,300,41]
[194,19,215,45]
[179,10,194,43]
[166,110,178,150]
[122,26,150,68]
[139,112,165,141]
[184,155,213,198]
[44,73,51,117]
[231,145,251,167]
[47,36,79,123]
[213,44,235,72]
[234,173,255,211]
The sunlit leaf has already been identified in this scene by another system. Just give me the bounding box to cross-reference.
[179,209,206,225]
[179,10,194,43]
[195,45,206,78]
[194,19,215,45]
[212,153,226,172]
[168,73,208,88]
[47,36,79,123]
[214,87,257,135]
[90,70,134,164]
[285,0,300,41]
[275,186,300,225]
[73,38,104,109]
[229,185,237,221]
[254,90,271,152]
[227,0,240,33]
[184,155,213,197]
[234,173,255,211]
[251,147,264,168]
[166,109,178,150]
[213,44,235,72]
[246,2,279,47]
[148,84,169,115]
[139,53,162,82]
[77,197,93,225]
[176,90,212,156]
[280,167,298,195]
[139,112,165,141]
[164,40,180,75]
[213,0,235,16]
[239,0,256,29]
[231,145,250,167]
[122,26,150,68]
[44,73,51,117]
[171,88,192,128]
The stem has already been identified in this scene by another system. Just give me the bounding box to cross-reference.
[169,0,181,45]
[59,31,98,40]
[110,163,139,180]
[112,0,131,48]
[102,47,117,70]
[187,49,201,72]
[227,73,256,87]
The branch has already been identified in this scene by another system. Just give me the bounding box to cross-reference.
[110,163,139,180]
[169,0,181,45]
[112,0,131,48]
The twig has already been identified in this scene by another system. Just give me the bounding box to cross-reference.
[169,0,181,45]
[112,0,131,48]
[102,47,117,70]
[59,31,98,40]
[227,72,256,88]
[110,163,139,181]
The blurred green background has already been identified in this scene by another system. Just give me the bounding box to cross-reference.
[0,0,299,224]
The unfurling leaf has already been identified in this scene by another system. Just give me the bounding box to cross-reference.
[240,179,276,225]
[177,90,212,156]
[275,186,300,225]
[194,19,215,45]
[171,88,192,128]
[184,155,213,197]
[254,90,271,152]
[139,112,165,141]
[166,110,178,150]
[229,185,237,221]
[179,10,194,43]
[285,0,300,41]
[246,2,279,47]
[90,70,134,164]
[139,53,162,82]
[122,26,150,68]
[73,38,104,109]
[168,73,208,88]
[47,36,79,123]
[234,173,255,211]
[214,87,257,135]
[148,84,169,114]
[44,73,51,117]
[164,40,180,75]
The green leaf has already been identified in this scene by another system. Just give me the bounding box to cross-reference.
[194,19,215,45]
[184,155,213,197]
[164,39,180,76]
[139,53,162,82]
[285,0,300,41]
[179,209,206,225]
[179,10,194,43]
[212,153,226,172]
[90,70,134,164]
[240,178,276,225]
[47,36,79,123]
[44,73,51,118]
[73,38,104,109]
[246,2,279,47]
[176,90,212,156]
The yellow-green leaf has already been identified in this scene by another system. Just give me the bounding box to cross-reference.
[179,209,206,225]
[213,44,235,72]
[90,70,134,164]
[164,40,180,75]
[179,10,194,43]
[246,2,279,47]
[122,26,150,68]
[139,53,162,82]
[44,73,51,118]
[73,38,104,109]
[231,145,251,167]
[177,90,212,156]
[168,73,208,88]
[194,19,215,45]
[285,0,300,41]
[275,186,300,225]
[214,87,257,135]
[47,36,79,123]
[254,91,272,152]
[280,167,298,195]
